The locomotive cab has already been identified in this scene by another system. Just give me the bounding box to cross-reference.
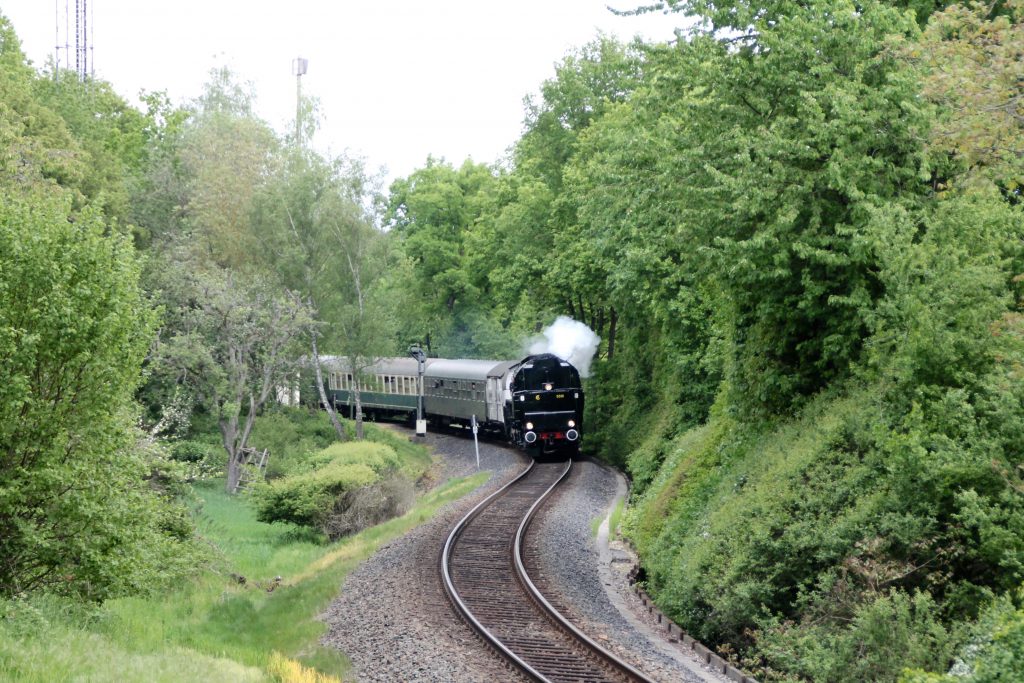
[508,353,584,455]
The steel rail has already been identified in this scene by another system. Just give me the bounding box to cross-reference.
[441,458,655,683]
[440,459,548,681]
[514,463,657,683]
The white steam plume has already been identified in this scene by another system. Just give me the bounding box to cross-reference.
[527,316,601,378]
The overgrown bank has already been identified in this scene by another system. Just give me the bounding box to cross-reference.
[605,349,1024,681]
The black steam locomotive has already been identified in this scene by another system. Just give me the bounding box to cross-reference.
[314,353,584,455]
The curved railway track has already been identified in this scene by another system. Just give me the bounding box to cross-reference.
[441,458,656,683]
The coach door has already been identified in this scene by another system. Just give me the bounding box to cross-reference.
[486,377,502,423]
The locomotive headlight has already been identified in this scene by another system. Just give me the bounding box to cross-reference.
[544,383,553,391]
[567,419,576,428]
[525,422,534,430]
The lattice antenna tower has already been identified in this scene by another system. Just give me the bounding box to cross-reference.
[55,0,94,82]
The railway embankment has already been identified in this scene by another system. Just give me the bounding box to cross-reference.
[322,429,734,682]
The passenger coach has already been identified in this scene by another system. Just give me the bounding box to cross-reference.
[314,353,585,455]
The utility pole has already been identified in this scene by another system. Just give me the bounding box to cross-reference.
[292,57,308,147]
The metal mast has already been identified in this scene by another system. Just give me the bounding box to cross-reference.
[74,0,88,81]
[56,0,92,82]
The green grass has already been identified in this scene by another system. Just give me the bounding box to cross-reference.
[0,466,490,683]
[608,496,625,538]
[591,496,626,539]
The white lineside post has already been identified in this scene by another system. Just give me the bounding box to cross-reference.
[471,414,480,469]
[409,343,427,436]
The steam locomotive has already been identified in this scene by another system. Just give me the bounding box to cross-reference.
[313,353,584,455]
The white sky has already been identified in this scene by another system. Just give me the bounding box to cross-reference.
[2,1,683,185]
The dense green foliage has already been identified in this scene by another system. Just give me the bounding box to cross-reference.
[376,1,1024,680]
[248,408,342,479]
[0,12,209,602]
[0,193,196,599]
[3,0,1023,677]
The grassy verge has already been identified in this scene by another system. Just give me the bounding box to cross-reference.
[0,458,489,682]
[591,496,626,540]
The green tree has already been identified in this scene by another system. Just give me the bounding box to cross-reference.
[913,0,1024,193]
[180,67,277,269]
[331,205,397,439]
[153,254,314,493]
[251,147,380,441]
[32,72,150,226]
[385,157,496,355]
[0,195,191,599]
[485,36,645,351]
[128,90,193,247]
[0,15,87,202]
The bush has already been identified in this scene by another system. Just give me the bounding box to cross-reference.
[305,441,402,475]
[252,438,424,540]
[321,475,416,541]
[756,589,956,682]
[253,462,378,528]
[248,408,342,479]
[901,595,1024,683]
[169,439,219,464]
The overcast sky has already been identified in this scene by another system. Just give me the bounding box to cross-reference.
[2,1,683,185]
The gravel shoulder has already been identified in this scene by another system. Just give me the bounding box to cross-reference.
[526,458,730,683]
[320,429,532,682]
[320,429,729,682]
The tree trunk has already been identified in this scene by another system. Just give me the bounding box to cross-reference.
[225,449,245,493]
[222,395,258,493]
[221,414,242,493]
[349,359,366,440]
[353,386,365,440]
[311,332,346,440]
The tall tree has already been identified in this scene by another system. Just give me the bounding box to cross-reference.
[475,37,645,353]
[0,195,188,598]
[913,0,1024,193]
[180,67,277,269]
[330,203,396,439]
[251,148,380,441]
[154,254,313,492]
[32,73,150,226]
[0,16,86,202]
[385,157,496,354]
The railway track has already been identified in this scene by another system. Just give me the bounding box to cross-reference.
[441,458,656,683]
